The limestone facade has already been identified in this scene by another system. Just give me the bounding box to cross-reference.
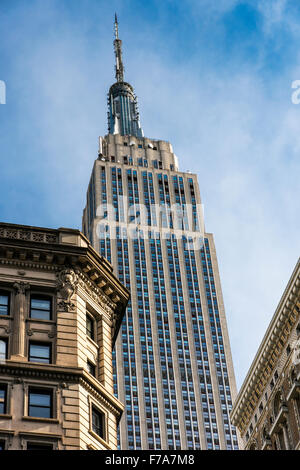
[0,223,129,450]
[82,133,239,450]
[230,259,300,450]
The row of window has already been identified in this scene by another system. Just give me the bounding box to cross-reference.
[0,292,52,320]
[0,338,52,363]
[0,288,97,340]
[0,440,54,451]
[0,384,105,442]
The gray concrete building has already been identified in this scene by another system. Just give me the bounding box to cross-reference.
[82,17,239,450]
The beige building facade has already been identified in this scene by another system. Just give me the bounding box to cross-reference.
[0,222,129,450]
[230,258,300,450]
[83,133,239,450]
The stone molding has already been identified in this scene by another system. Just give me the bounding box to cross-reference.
[0,226,58,244]
[13,281,30,295]
[0,362,123,419]
[79,376,123,419]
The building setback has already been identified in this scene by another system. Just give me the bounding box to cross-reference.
[0,222,129,450]
[82,17,239,450]
[231,259,300,450]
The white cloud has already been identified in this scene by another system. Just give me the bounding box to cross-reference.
[1,0,299,390]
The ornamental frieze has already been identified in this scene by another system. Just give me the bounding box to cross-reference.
[75,269,116,316]
[0,227,58,244]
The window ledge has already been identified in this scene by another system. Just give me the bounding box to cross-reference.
[22,416,59,424]
[0,414,12,420]
[26,319,55,325]
[89,429,111,449]
[86,335,99,350]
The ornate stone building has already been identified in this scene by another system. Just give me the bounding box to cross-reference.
[230,259,300,450]
[0,222,129,450]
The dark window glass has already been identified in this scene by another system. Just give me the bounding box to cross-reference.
[30,297,51,320]
[28,389,52,418]
[29,343,51,364]
[0,292,9,316]
[0,339,7,362]
[0,441,5,450]
[92,406,104,439]
[86,314,95,341]
[87,361,96,377]
[0,385,7,414]
[27,442,53,450]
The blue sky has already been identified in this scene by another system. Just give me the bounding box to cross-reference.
[0,0,300,389]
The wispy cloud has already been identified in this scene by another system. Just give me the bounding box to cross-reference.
[0,0,299,388]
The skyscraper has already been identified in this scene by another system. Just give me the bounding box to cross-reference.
[82,16,239,450]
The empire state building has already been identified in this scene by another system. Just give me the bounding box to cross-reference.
[83,16,239,450]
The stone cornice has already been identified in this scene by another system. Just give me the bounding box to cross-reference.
[0,222,130,342]
[0,361,123,418]
[231,259,300,431]
[79,371,124,419]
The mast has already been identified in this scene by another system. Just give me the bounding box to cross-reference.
[114,13,124,83]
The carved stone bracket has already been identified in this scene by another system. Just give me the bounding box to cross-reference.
[56,268,78,312]
[0,325,11,335]
[13,281,30,295]
[292,338,300,366]
[57,300,76,312]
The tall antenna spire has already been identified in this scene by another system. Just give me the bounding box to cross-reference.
[114,13,119,39]
[114,13,124,82]
[108,15,144,137]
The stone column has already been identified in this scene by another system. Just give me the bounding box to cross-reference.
[11,282,30,360]
[98,317,114,394]
[282,422,290,450]
[292,394,300,430]
[274,432,280,450]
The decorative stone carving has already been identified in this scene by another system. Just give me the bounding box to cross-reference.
[289,365,297,387]
[56,268,78,312]
[292,337,300,366]
[59,382,68,389]
[0,325,11,334]
[19,231,31,241]
[13,281,30,295]
[75,269,115,316]
[249,439,258,450]
[17,270,26,276]
[45,234,58,243]
[12,282,30,358]
[0,227,58,244]
[262,424,269,441]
